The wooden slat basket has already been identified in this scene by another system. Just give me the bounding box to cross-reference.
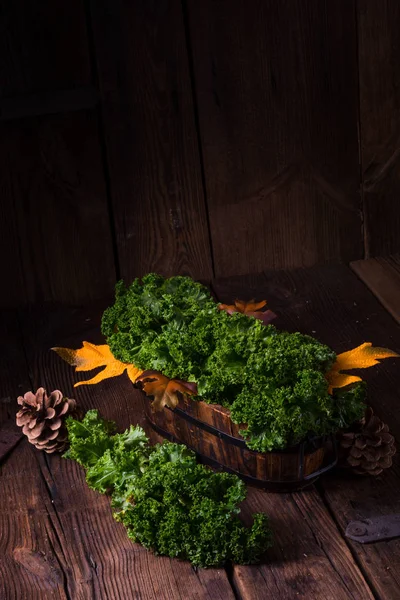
[143,392,337,492]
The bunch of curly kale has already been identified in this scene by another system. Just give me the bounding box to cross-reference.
[102,274,366,452]
[65,410,271,567]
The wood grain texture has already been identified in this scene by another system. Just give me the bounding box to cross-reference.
[233,487,374,600]
[6,263,400,598]
[0,0,116,309]
[187,0,363,276]
[351,255,400,324]
[1,443,70,600]
[90,0,213,281]
[0,111,116,308]
[1,87,99,121]
[0,311,29,426]
[212,275,374,600]
[0,311,25,494]
[8,304,235,600]
[0,312,68,599]
[145,396,325,487]
[0,419,23,464]
[0,0,90,99]
[357,0,400,257]
[214,266,400,598]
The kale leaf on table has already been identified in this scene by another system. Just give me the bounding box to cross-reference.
[65,410,272,568]
[102,274,366,451]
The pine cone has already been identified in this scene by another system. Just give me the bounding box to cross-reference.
[16,388,79,453]
[339,407,396,476]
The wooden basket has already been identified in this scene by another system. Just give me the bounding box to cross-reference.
[143,392,337,492]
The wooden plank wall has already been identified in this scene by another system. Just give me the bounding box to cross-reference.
[1,0,399,307]
[188,0,362,276]
[0,0,116,307]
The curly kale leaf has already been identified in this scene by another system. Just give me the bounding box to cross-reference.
[230,370,334,451]
[65,411,150,493]
[118,452,272,568]
[102,275,218,379]
[102,274,366,451]
[331,382,366,429]
[65,411,272,568]
[64,410,116,467]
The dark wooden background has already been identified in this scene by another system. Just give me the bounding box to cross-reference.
[1,0,399,308]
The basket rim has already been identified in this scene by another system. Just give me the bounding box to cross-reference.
[142,391,333,457]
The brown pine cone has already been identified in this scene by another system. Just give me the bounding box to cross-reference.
[16,388,79,453]
[339,406,396,476]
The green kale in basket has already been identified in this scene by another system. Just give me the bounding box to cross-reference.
[102,274,366,451]
[65,410,272,568]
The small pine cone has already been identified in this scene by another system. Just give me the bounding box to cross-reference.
[338,406,396,476]
[16,388,79,453]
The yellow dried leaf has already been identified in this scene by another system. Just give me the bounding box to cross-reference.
[326,342,399,393]
[52,342,143,387]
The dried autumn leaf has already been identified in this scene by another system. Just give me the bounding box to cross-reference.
[137,370,198,411]
[326,342,399,393]
[52,342,143,387]
[218,299,276,325]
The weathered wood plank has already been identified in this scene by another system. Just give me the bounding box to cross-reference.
[357,0,400,257]
[0,0,90,99]
[0,311,67,599]
[233,488,373,600]
[145,394,325,487]
[14,304,235,599]
[0,87,99,121]
[215,265,400,599]
[0,112,116,308]
[188,0,363,276]
[90,0,213,281]
[0,312,28,427]
[1,443,69,600]
[0,0,116,309]
[0,419,23,464]
[351,255,400,324]
[212,275,374,600]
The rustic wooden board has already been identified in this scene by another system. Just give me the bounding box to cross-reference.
[0,180,27,309]
[212,275,374,599]
[357,0,400,257]
[5,261,400,597]
[0,311,30,427]
[233,487,374,600]
[0,312,70,599]
[0,112,116,308]
[89,0,213,281]
[214,265,400,598]
[187,0,363,276]
[0,0,114,309]
[10,304,235,600]
[351,255,400,324]
[1,442,71,600]
[0,0,90,99]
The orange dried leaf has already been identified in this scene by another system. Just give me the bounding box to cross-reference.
[326,342,399,393]
[52,342,143,387]
[218,298,276,325]
[218,303,237,315]
[137,370,197,411]
[236,299,267,313]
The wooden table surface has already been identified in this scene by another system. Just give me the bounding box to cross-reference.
[1,259,400,600]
